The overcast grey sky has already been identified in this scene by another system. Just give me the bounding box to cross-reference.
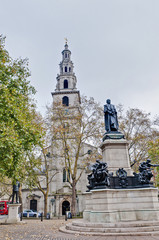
[1,0,159,118]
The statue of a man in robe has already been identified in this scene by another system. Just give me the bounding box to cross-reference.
[104,99,118,132]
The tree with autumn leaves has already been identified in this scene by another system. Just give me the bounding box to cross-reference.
[48,96,103,216]
[0,35,43,189]
[117,105,159,171]
[148,138,159,186]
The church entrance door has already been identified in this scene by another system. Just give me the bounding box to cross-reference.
[62,200,70,215]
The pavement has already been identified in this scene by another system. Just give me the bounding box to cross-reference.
[0,218,159,240]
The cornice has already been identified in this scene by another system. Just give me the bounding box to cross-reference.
[51,90,80,96]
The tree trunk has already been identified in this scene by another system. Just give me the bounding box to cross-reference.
[71,180,76,216]
[44,194,48,217]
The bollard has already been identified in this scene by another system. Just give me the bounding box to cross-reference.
[20,212,23,221]
[41,212,43,221]
[65,212,67,221]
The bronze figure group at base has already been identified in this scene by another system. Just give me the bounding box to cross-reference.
[87,159,159,191]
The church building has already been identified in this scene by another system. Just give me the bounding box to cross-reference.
[22,41,95,217]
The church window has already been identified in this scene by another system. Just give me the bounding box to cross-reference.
[63,168,70,182]
[63,169,66,182]
[62,96,69,106]
[65,66,67,72]
[69,67,71,72]
[65,53,67,58]
[64,79,68,89]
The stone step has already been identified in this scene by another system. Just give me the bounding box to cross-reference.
[60,225,159,236]
[67,223,159,233]
[59,220,159,236]
[72,220,159,228]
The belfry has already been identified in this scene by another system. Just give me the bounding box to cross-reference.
[51,40,80,108]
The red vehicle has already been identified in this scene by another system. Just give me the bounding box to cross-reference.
[0,201,10,215]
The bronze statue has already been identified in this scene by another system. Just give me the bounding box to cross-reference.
[87,160,111,190]
[116,168,128,188]
[12,181,20,204]
[138,159,159,184]
[104,99,118,132]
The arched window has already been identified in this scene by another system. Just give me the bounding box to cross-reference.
[62,96,69,106]
[63,168,66,182]
[62,200,70,215]
[65,53,67,58]
[69,67,71,72]
[63,168,70,182]
[64,80,68,89]
[65,66,67,72]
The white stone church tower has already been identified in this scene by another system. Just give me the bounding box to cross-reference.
[50,41,87,216]
[22,42,94,217]
[52,41,80,108]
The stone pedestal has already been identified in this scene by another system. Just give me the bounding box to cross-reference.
[7,204,21,223]
[83,188,159,223]
[100,139,133,175]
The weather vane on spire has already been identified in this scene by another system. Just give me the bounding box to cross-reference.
[64,38,68,44]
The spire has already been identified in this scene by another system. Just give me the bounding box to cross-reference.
[51,41,81,107]
[64,37,68,44]
[64,38,68,50]
[55,41,77,92]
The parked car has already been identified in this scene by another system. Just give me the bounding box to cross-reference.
[31,209,42,217]
[22,209,41,217]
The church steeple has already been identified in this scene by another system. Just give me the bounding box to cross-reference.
[51,41,80,107]
[55,40,77,92]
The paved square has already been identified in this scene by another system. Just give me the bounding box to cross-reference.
[0,219,159,240]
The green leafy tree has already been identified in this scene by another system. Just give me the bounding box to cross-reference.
[0,35,42,184]
[148,139,159,162]
[148,139,159,186]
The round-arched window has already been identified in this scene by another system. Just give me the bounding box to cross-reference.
[62,96,69,106]
[64,80,68,89]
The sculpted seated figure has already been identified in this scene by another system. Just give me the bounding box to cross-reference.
[87,160,110,190]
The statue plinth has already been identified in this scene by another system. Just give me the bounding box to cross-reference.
[100,138,133,176]
[83,187,159,223]
[7,204,21,224]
